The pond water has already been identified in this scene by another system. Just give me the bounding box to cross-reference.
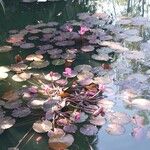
[1,0,150,150]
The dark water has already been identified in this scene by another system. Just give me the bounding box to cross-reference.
[0,0,150,150]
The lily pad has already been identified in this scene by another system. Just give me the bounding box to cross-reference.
[0,116,15,129]
[48,134,74,150]
[0,46,12,53]
[11,63,28,72]
[26,54,43,61]
[52,59,65,66]
[63,124,77,133]
[2,90,20,102]
[12,107,31,118]
[28,98,47,109]
[20,43,35,49]
[125,36,143,43]
[30,60,50,69]
[45,72,61,81]
[74,64,92,72]
[81,45,95,52]
[12,72,31,82]
[33,120,52,133]
[108,112,130,125]
[48,128,65,138]
[0,66,10,73]
[91,54,110,61]
[80,124,98,136]
[0,72,8,80]
[90,115,106,126]
[106,124,125,135]
[132,98,150,111]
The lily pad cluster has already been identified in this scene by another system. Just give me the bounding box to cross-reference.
[1,11,150,149]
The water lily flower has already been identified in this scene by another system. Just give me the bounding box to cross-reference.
[29,86,38,94]
[78,25,89,35]
[74,112,81,121]
[98,84,105,92]
[66,25,73,32]
[63,68,72,76]
[41,84,52,95]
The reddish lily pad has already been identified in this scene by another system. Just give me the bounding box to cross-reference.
[2,90,20,102]
[48,134,74,150]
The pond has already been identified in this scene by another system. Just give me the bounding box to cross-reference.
[0,0,150,150]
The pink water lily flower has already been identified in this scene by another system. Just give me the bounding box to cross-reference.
[98,84,105,92]
[66,25,73,32]
[28,86,38,94]
[63,67,72,76]
[78,25,89,35]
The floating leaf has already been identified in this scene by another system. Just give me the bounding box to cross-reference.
[81,45,95,52]
[12,72,31,82]
[0,66,10,73]
[11,63,28,72]
[0,46,12,53]
[106,124,125,135]
[132,98,150,111]
[20,43,35,49]
[80,124,98,136]
[74,64,92,72]
[125,36,143,43]
[28,98,47,109]
[30,60,49,69]
[0,72,8,80]
[12,107,31,118]
[91,54,110,61]
[2,90,20,102]
[108,112,130,125]
[48,128,65,138]
[4,101,22,109]
[63,124,77,133]
[33,120,52,133]
[0,116,15,129]
[26,54,43,61]
[52,59,65,66]
[48,134,74,150]
[90,115,106,126]
[45,72,61,81]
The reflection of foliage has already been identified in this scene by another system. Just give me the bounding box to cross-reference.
[0,0,5,13]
